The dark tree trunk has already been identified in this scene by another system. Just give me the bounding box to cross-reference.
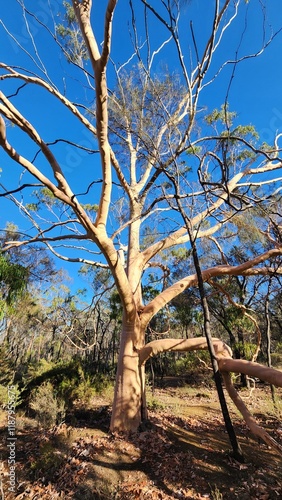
[265,283,276,406]
[191,241,244,462]
[172,187,244,461]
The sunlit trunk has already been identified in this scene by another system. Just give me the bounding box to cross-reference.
[110,312,147,432]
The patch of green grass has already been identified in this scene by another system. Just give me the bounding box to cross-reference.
[147,396,165,411]
[30,441,65,481]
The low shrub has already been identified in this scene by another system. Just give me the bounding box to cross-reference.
[22,360,113,424]
[275,342,282,354]
[30,382,65,428]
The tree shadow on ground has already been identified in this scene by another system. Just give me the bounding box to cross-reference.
[127,413,282,499]
[68,405,282,499]
[0,402,281,499]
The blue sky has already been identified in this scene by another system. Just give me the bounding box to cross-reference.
[0,0,282,296]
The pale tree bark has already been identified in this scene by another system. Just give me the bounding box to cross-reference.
[109,245,282,433]
[0,0,282,441]
[77,0,147,428]
[140,248,282,329]
[138,336,282,453]
[221,373,282,455]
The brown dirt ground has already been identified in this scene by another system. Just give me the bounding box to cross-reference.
[0,385,281,499]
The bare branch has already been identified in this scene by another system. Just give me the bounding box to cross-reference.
[209,280,262,361]
[138,336,232,366]
[140,246,282,327]
[222,372,282,454]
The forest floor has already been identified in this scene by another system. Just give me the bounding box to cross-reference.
[0,382,282,499]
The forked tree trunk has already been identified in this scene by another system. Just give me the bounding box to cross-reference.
[110,313,147,432]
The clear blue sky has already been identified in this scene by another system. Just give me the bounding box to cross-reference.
[0,0,282,296]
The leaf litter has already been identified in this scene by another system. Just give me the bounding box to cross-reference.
[0,387,281,499]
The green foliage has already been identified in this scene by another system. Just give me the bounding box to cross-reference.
[21,360,81,405]
[147,397,165,411]
[56,1,88,64]
[56,364,88,404]
[142,284,159,302]
[109,65,188,170]
[267,340,282,367]
[275,342,282,353]
[223,306,253,332]
[171,247,191,263]
[261,141,275,153]
[141,226,159,249]
[90,373,112,394]
[39,187,56,199]
[27,187,59,212]
[0,344,15,384]
[66,377,95,404]
[55,371,111,408]
[0,254,28,315]
[204,106,259,167]
[0,384,22,408]
[234,148,256,161]
[271,352,282,367]
[185,145,202,155]
[25,203,38,212]
[205,105,237,127]
[109,290,122,321]
[26,359,55,379]
[61,0,76,23]
[1,225,58,295]
[173,351,211,376]
[232,124,259,140]
[234,342,257,361]
[80,203,99,212]
[23,359,112,419]
[3,222,18,241]
[30,381,66,428]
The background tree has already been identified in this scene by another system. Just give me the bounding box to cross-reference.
[0,253,28,319]
[0,1,282,447]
